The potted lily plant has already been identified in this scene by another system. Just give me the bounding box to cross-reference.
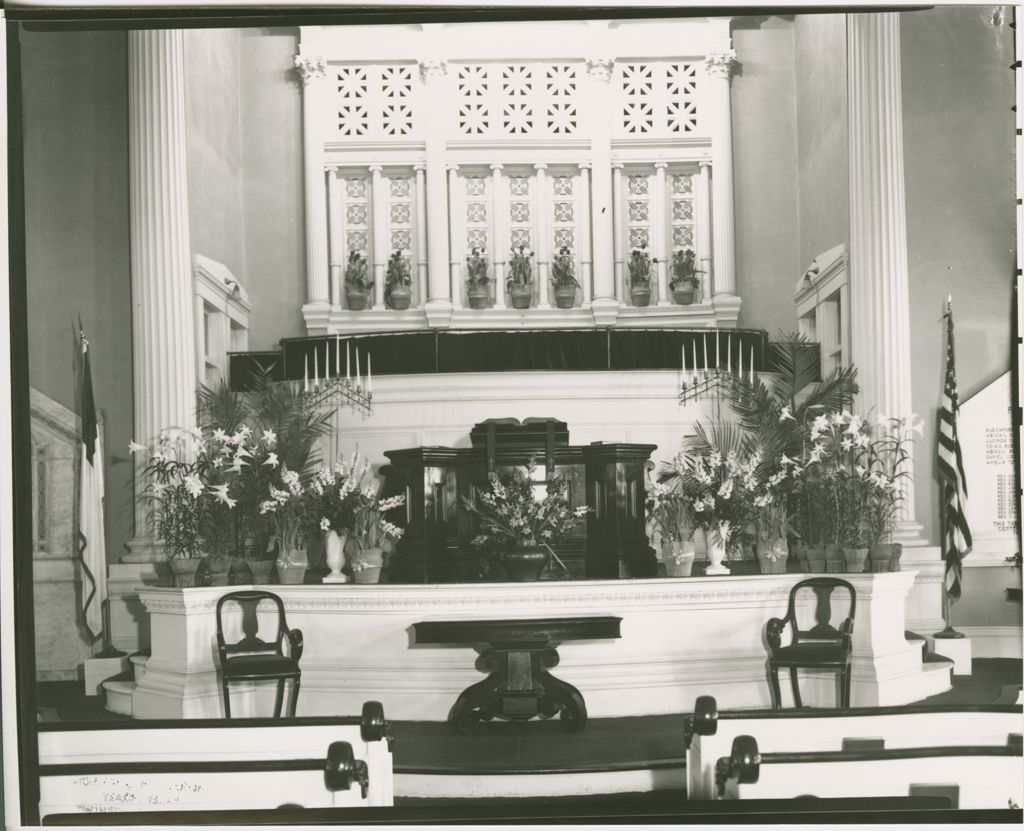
[303,460,361,584]
[346,488,406,584]
[627,247,653,307]
[863,415,914,572]
[385,250,412,310]
[507,244,534,309]
[646,477,696,577]
[344,250,372,310]
[466,247,490,309]
[550,245,579,309]
[461,461,590,581]
[670,249,703,305]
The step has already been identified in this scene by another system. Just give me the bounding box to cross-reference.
[129,653,150,684]
[102,679,135,716]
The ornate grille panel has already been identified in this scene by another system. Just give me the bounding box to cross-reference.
[333,64,419,139]
[671,172,696,254]
[625,173,652,255]
[614,61,702,138]
[463,175,490,260]
[342,175,371,256]
[451,63,580,138]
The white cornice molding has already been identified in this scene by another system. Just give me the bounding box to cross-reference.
[794,242,848,306]
[193,253,251,319]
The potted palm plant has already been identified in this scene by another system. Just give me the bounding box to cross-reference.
[461,461,589,581]
[627,247,653,307]
[507,244,534,309]
[465,247,490,309]
[385,250,413,310]
[550,246,579,309]
[670,249,703,305]
[344,250,372,310]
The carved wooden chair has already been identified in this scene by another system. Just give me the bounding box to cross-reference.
[215,590,303,718]
[766,577,856,709]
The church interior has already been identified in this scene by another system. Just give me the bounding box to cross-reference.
[3,4,1023,826]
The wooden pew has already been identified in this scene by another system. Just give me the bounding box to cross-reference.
[714,734,1023,809]
[685,694,1023,800]
[37,701,393,819]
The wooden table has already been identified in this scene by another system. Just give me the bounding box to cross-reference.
[412,616,622,733]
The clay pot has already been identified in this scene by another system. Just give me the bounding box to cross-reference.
[387,285,412,310]
[503,547,548,581]
[554,285,577,309]
[467,287,489,309]
[662,540,696,577]
[757,538,789,574]
[805,546,826,573]
[825,543,845,574]
[843,547,870,573]
[869,542,897,572]
[673,285,696,305]
[346,288,369,310]
[508,284,532,310]
[168,558,201,588]
[630,284,652,307]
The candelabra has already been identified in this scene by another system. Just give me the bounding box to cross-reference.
[678,367,751,405]
[678,330,757,406]
[300,335,374,417]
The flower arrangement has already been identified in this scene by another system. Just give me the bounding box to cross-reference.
[627,247,653,287]
[670,249,703,291]
[461,462,589,572]
[466,247,491,289]
[676,442,787,557]
[550,246,580,289]
[344,250,372,292]
[646,478,694,545]
[347,489,406,574]
[385,250,412,290]
[133,424,282,560]
[507,244,534,287]
[258,465,306,554]
[304,460,363,538]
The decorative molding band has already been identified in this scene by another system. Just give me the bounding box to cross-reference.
[293,54,327,84]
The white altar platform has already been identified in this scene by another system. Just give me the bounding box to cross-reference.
[128,572,951,721]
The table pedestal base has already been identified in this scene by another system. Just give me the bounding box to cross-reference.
[452,643,587,734]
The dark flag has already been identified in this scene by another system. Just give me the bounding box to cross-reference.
[936,296,972,601]
[78,328,106,639]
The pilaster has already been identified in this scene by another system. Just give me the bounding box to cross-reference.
[126,30,198,559]
[847,12,923,543]
[704,46,738,305]
[369,164,387,309]
[419,57,454,328]
[295,54,330,315]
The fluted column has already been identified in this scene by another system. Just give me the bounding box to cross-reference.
[414,163,428,306]
[327,167,343,307]
[419,58,453,327]
[654,162,670,306]
[490,163,506,308]
[534,163,550,309]
[705,46,740,321]
[611,163,625,302]
[848,13,921,541]
[585,53,619,325]
[126,30,197,554]
[578,162,593,306]
[697,159,713,303]
[295,54,330,313]
[369,164,387,309]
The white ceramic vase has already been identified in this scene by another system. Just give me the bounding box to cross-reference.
[324,530,348,583]
[706,523,731,575]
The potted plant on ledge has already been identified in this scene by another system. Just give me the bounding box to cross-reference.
[628,247,653,307]
[550,246,580,309]
[462,461,590,582]
[385,250,412,310]
[466,247,491,309]
[346,487,406,584]
[345,250,372,310]
[646,477,696,577]
[507,244,534,310]
[670,249,703,305]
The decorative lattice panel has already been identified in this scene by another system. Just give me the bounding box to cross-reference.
[388,175,415,255]
[625,172,652,253]
[333,64,419,139]
[614,61,701,138]
[506,174,534,256]
[452,63,580,139]
[548,173,579,258]
[343,175,371,255]
[671,172,696,252]
[463,175,490,258]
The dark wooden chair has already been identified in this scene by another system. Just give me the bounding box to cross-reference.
[766,577,856,709]
[215,590,303,718]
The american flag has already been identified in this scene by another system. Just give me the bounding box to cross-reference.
[78,327,107,640]
[937,296,972,601]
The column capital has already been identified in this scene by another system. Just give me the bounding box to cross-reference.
[446,163,460,173]
[654,161,669,170]
[294,54,328,85]
[533,162,548,172]
[578,161,592,171]
[489,163,504,172]
[585,57,615,82]
[611,161,625,171]
[704,50,738,80]
[368,163,384,174]
[413,162,427,173]
[698,159,712,170]
[419,58,448,83]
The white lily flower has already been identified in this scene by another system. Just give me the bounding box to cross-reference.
[262,429,277,446]
[262,452,279,468]
[779,453,796,467]
[779,406,795,422]
[128,440,147,455]
[184,475,204,498]
[209,483,236,508]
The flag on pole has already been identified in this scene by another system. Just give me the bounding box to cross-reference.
[936,296,972,601]
[78,328,107,640]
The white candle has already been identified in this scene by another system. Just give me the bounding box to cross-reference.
[313,348,319,389]
[346,340,351,382]
[738,339,744,381]
[714,329,719,372]
[367,352,372,395]
[304,353,309,393]
[703,332,710,380]
[749,344,755,385]
[727,331,732,375]
[335,334,341,379]
[690,338,697,384]
[355,346,361,391]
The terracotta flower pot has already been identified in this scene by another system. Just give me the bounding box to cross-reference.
[869,542,896,572]
[792,542,810,572]
[553,285,577,309]
[276,547,308,585]
[843,547,870,573]
[249,560,275,585]
[168,558,201,588]
[630,284,652,307]
[503,547,548,581]
[346,288,369,310]
[387,285,412,310]
[673,285,696,305]
[467,287,489,309]
[805,546,826,573]
[825,543,845,574]
[662,540,696,577]
[757,538,789,574]
[888,542,903,572]
[508,285,532,310]
[353,566,382,584]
